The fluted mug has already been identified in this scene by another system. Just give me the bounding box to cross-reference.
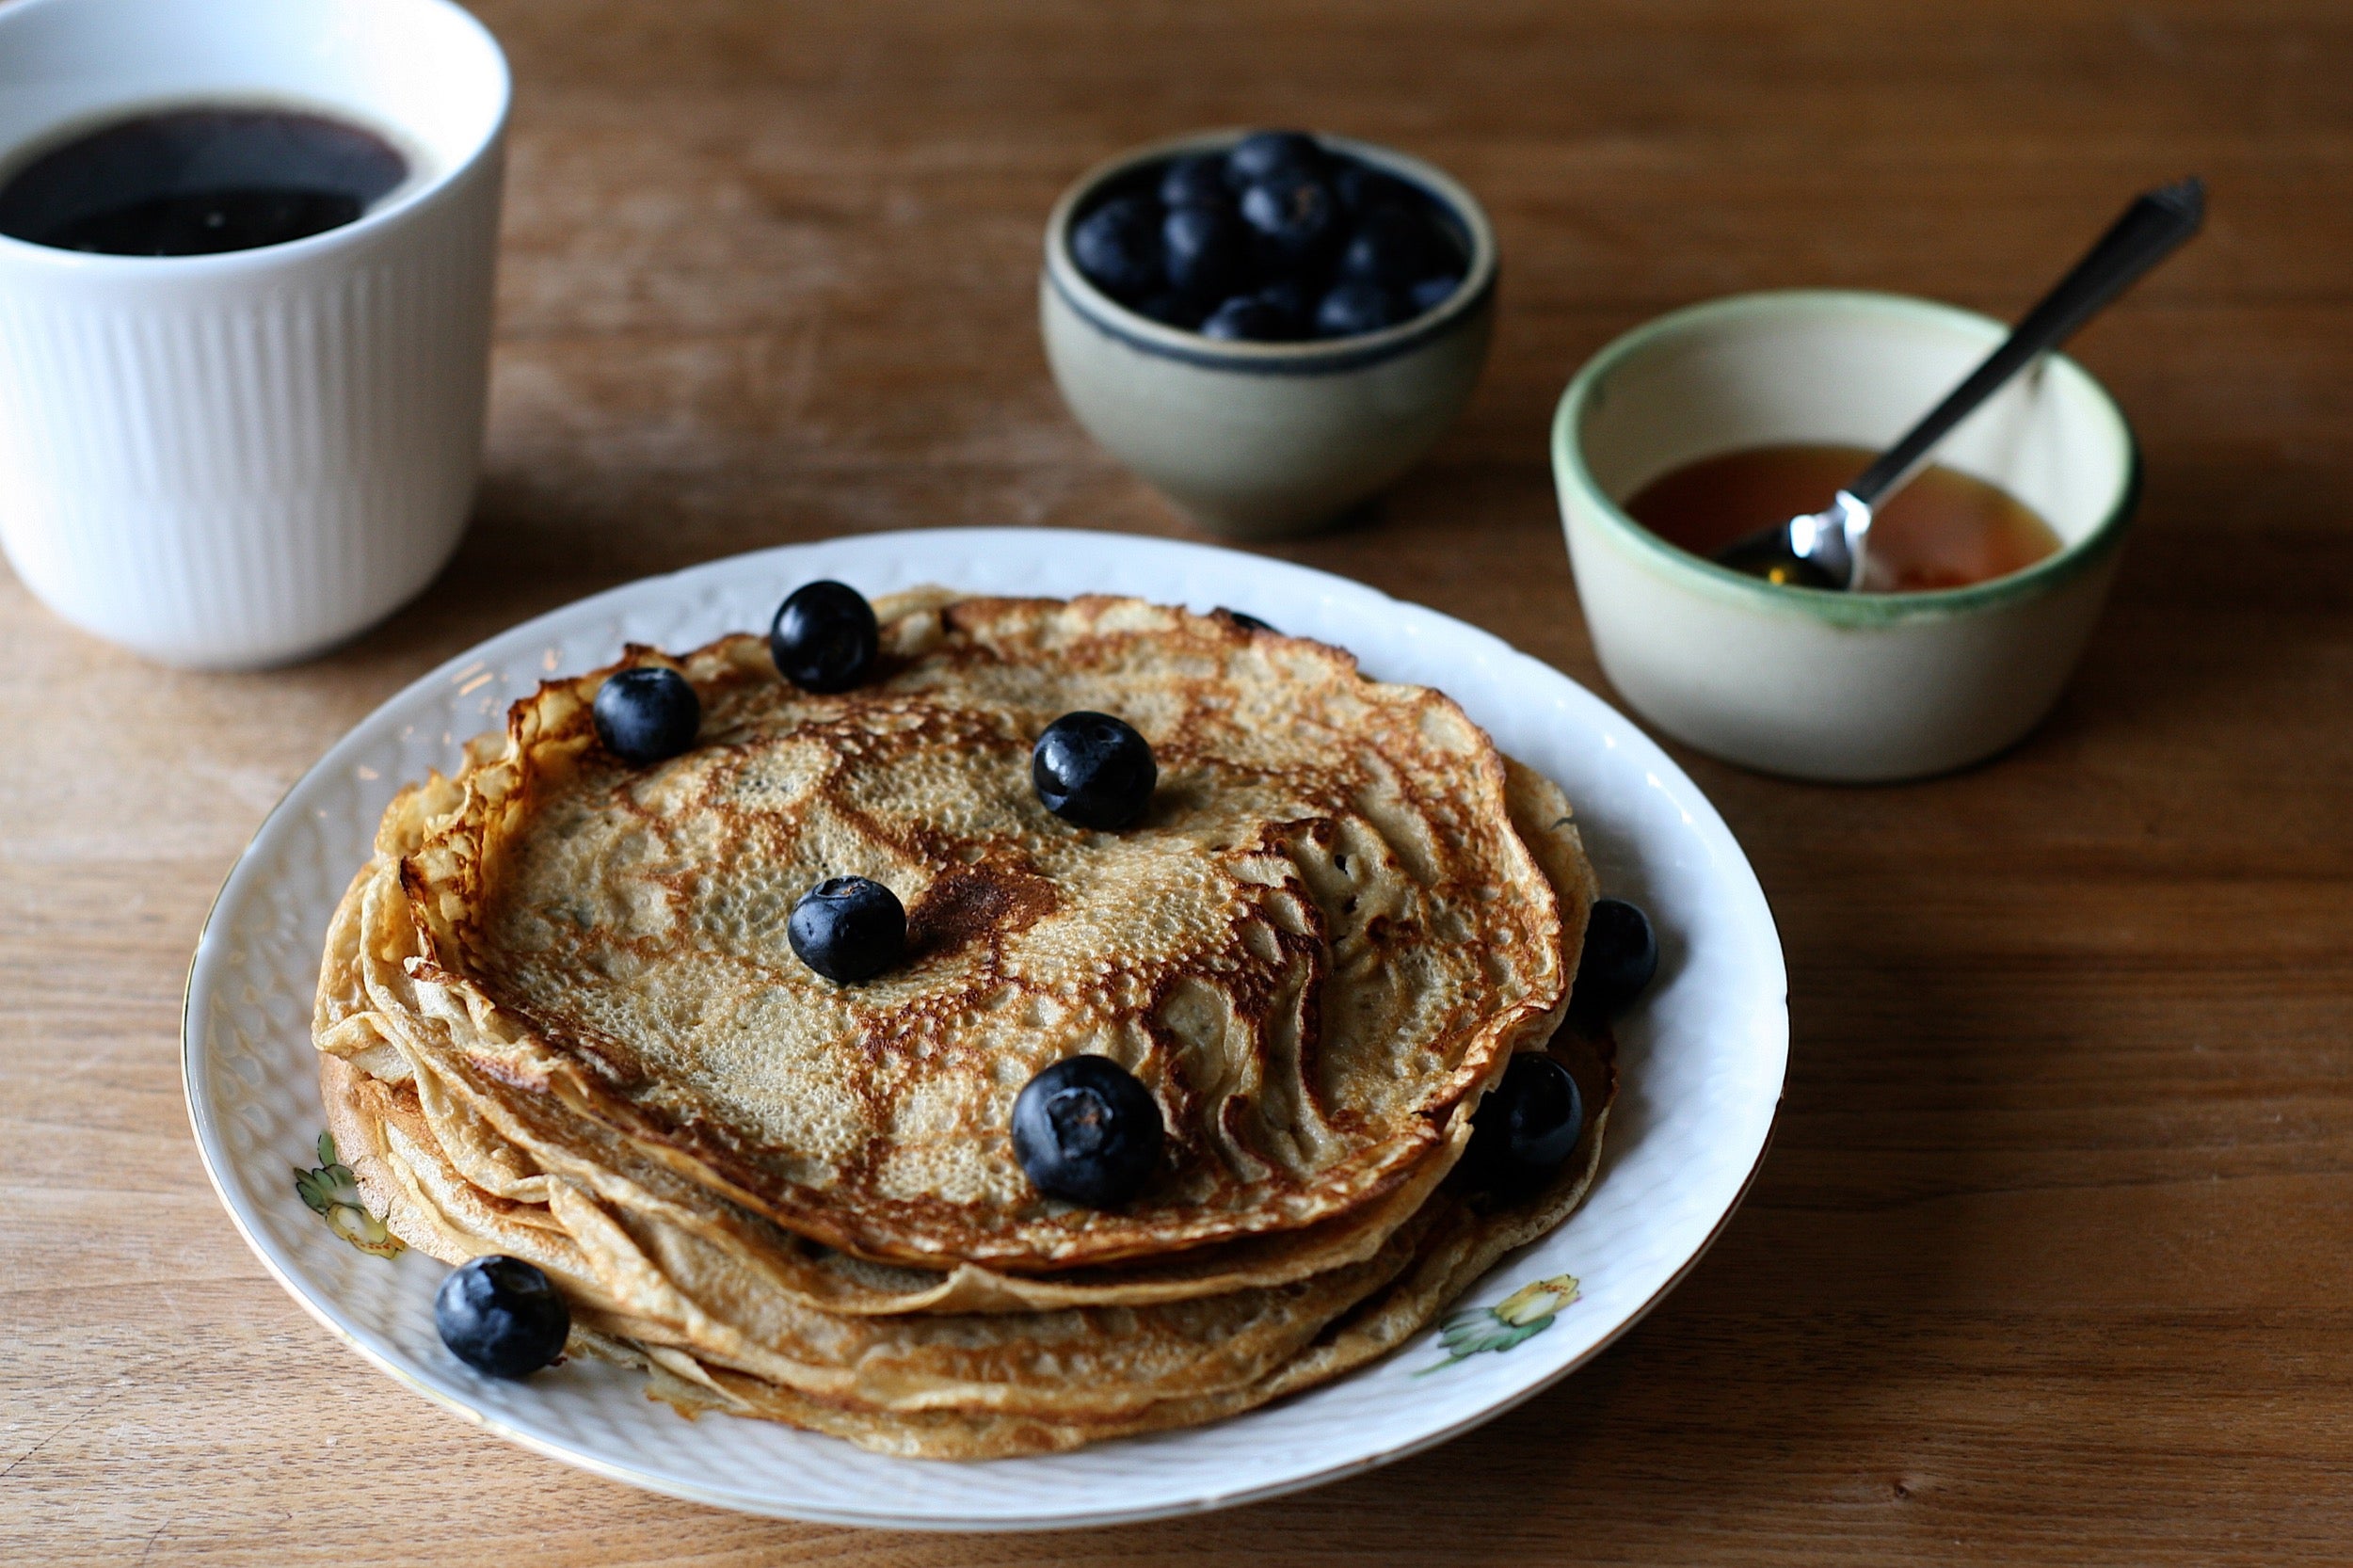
[0,0,509,668]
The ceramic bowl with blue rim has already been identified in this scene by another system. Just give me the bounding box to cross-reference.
[1041,129,1497,539]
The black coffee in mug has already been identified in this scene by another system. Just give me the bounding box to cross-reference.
[0,104,408,256]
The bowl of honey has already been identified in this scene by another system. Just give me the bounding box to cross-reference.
[1552,289,2138,781]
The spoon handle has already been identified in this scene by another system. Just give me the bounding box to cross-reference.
[1846,177,2205,511]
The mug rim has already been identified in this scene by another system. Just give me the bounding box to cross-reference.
[0,0,510,275]
[1551,287,2142,627]
[1042,127,1498,377]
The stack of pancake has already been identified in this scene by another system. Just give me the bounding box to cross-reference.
[312,592,1614,1459]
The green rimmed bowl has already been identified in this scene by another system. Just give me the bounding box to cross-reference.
[1553,289,2139,782]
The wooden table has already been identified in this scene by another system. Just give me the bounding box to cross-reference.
[7,1,2351,1560]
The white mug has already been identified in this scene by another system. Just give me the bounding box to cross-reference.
[0,0,509,668]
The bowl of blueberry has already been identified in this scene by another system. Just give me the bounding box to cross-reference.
[1042,128,1496,538]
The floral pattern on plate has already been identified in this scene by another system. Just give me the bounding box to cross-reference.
[294,1132,405,1259]
[1423,1274,1581,1372]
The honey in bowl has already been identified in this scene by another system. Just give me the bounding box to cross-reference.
[1624,442,2064,593]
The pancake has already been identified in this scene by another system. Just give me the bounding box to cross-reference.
[312,588,1617,1457]
[317,747,1593,1317]
[316,791,1612,1443]
[366,593,1571,1271]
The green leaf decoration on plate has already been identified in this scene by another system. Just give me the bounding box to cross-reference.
[294,1131,405,1258]
[1419,1273,1579,1373]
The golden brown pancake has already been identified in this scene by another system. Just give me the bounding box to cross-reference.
[319,746,1593,1319]
[318,784,1610,1447]
[312,590,1615,1457]
[361,594,1570,1270]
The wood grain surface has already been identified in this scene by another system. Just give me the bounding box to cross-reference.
[6,0,2352,1561]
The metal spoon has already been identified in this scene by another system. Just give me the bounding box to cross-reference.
[1715,177,2206,591]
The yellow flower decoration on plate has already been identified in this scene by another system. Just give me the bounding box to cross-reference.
[294,1132,405,1259]
[1421,1273,1580,1372]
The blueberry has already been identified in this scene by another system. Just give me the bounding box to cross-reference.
[1199,293,1295,342]
[1239,172,1340,268]
[1069,193,1163,302]
[1032,711,1157,829]
[1012,1055,1164,1208]
[1574,898,1658,1016]
[592,666,700,766]
[1217,608,1278,633]
[1338,203,1454,291]
[1334,161,1415,214]
[788,875,906,984]
[1158,152,1230,209]
[1252,278,1309,333]
[1160,202,1246,299]
[1462,1053,1585,1196]
[770,580,879,693]
[1314,279,1404,338]
[1407,273,1464,315]
[435,1256,570,1379]
[1225,130,1325,189]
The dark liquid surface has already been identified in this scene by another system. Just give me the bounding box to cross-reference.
[1624,442,2065,593]
[0,106,407,257]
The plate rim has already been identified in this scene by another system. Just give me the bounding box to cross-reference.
[182,526,1788,1530]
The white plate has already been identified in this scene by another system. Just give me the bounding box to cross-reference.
[184,528,1786,1531]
